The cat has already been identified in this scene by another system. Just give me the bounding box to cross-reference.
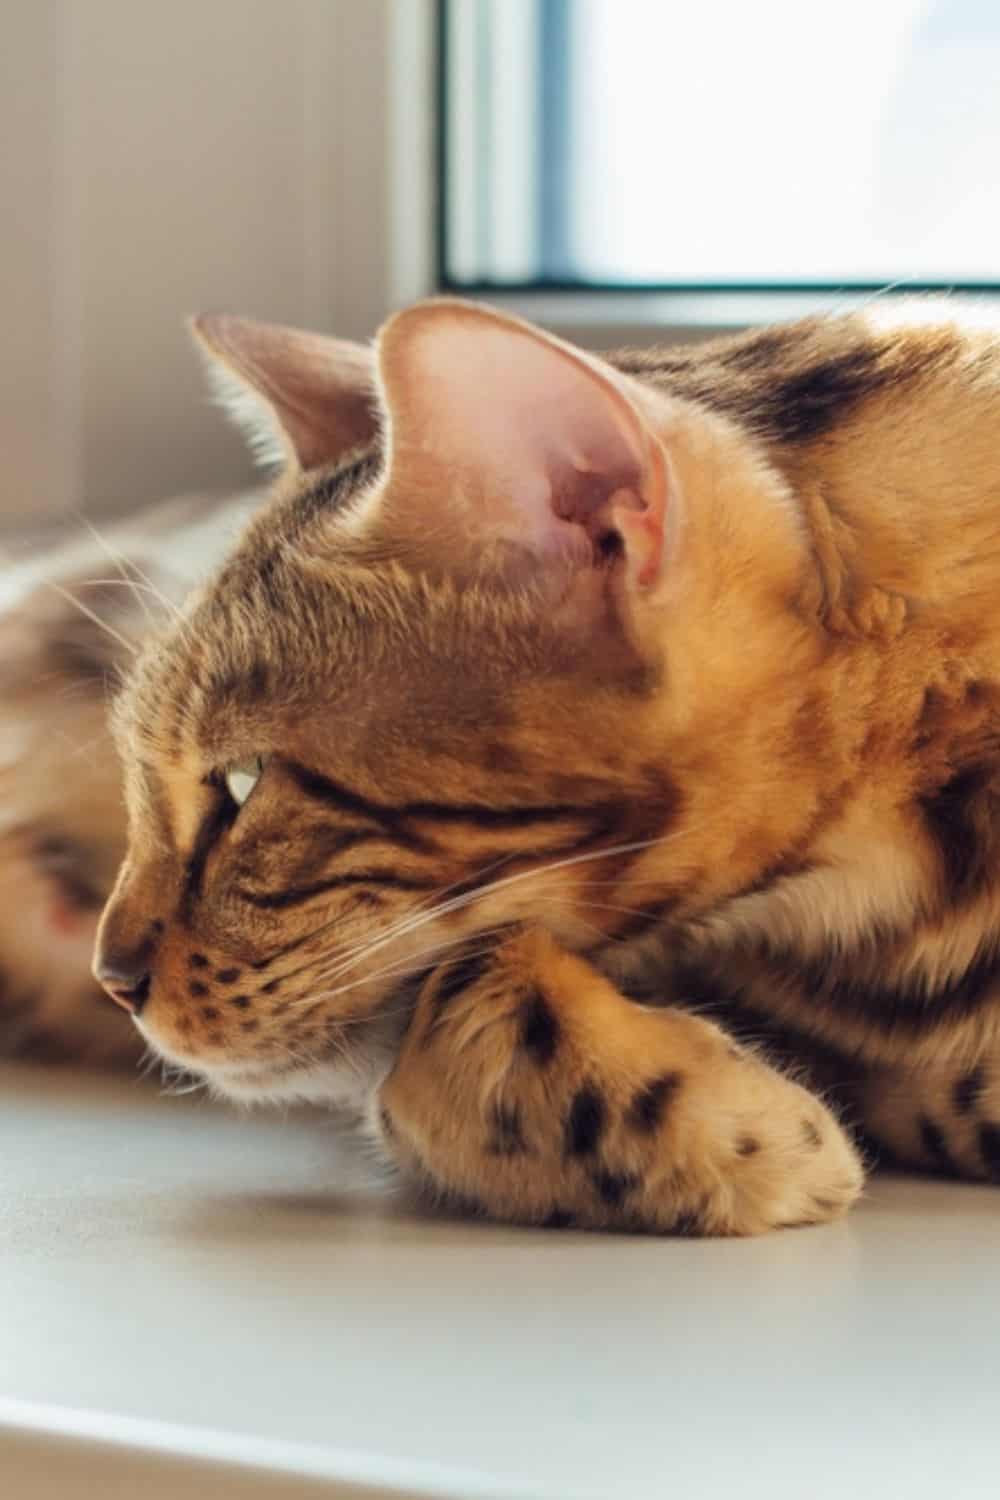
[0,495,256,1064]
[27,296,1000,1234]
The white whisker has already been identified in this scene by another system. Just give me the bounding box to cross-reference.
[302,927,512,1017]
[80,516,185,625]
[46,581,138,656]
[271,849,525,988]
[278,832,680,1008]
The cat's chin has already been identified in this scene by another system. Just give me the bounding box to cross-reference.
[145,1043,387,1114]
[205,1058,374,1110]
[139,1008,406,1113]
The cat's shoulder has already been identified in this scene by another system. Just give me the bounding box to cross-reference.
[605,297,1000,445]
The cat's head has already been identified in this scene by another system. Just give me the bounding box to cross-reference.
[93,300,805,1104]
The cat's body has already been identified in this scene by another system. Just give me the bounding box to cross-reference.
[11,298,1000,1228]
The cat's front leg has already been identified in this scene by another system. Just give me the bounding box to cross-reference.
[376,928,864,1234]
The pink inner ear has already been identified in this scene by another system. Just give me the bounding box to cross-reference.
[398,318,656,569]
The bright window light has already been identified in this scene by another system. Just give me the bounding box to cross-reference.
[441,0,1000,289]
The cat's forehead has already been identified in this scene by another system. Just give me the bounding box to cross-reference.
[116,528,534,783]
[118,558,367,759]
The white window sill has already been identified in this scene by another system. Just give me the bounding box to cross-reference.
[2,1059,998,1499]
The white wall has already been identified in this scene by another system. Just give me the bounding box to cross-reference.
[1,0,434,529]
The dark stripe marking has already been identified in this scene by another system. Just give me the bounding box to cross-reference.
[436,950,491,1006]
[434,950,492,1007]
[181,793,240,914]
[518,991,560,1065]
[565,1087,607,1157]
[486,1102,529,1157]
[954,1067,986,1116]
[291,825,391,862]
[756,348,892,444]
[740,946,1000,1040]
[241,870,435,909]
[286,760,592,839]
[446,1192,488,1219]
[625,1072,682,1134]
[613,326,949,447]
[421,950,493,1046]
[285,763,434,852]
[591,1168,641,1207]
[542,1208,576,1230]
[668,967,863,1087]
[406,799,590,828]
[979,1123,1000,1182]
[919,763,1000,904]
[736,857,817,903]
[607,898,679,945]
[669,1209,704,1237]
[919,1115,962,1177]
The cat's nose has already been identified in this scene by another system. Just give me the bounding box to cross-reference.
[94,955,152,1015]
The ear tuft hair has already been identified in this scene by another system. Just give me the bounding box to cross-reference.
[190,312,379,475]
[193,336,288,471]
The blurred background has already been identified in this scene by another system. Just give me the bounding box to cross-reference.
[3,0,1000,531]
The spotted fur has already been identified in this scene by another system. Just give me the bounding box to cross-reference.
[11,297,1000,1230]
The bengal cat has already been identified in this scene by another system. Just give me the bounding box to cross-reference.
[24,298,1000,1232]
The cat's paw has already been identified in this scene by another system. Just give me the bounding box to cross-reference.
[687,1051,865,1234]
[542,1027,868,1236]
[378,933,865,1237]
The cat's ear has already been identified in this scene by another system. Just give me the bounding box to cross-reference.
[375,299,670,592]
[191,314,378,473]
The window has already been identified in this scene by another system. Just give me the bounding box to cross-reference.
[440,0,1000,293]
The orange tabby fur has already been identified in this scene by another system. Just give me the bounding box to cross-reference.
[36,297,1000,1228]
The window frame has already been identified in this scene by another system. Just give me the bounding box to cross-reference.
[434,0,1000,306]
